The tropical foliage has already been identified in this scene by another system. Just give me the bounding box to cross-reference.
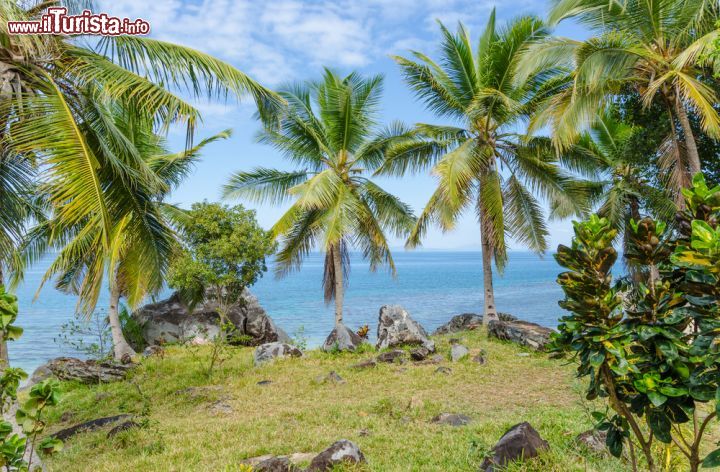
[224,70,416,326]
[377,13,587,322]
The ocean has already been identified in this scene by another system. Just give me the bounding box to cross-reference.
[10,251,566,374]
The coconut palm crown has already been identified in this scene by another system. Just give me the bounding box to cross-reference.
[223,70,416,326]
[377,12,587,322]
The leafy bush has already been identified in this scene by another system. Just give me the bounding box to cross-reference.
[552,174,720,472]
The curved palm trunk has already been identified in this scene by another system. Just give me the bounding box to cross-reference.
[674,90,701,177]
[480,218,498,325]
[108,283,136,361]
[332,244,344,325]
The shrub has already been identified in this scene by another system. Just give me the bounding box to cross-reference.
[552,174,720,472]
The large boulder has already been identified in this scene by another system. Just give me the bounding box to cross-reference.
[487,319,553,351]
[27,357,132,386]
[376,305,435,352]
[254,342,303,366]
[480,422,549,471]
[307,440,365,471]
[434,313,517,335]
[133,289,290,347]
[321,323,364,352]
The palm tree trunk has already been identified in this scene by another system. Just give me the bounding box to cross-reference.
[332,244,344,326]
[108,283,136,362]
[480,219,498,325]
[674,90,701,176]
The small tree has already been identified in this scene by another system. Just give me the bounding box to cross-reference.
[168,202,275,375]
[553,174,720,472]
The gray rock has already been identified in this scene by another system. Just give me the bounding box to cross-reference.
[133,289,290,348]
[432,413,471,426]
[434,313,518,335]
[321,323,364,352]
[450,344,469,362]
[307,440,366,471]
[376,349,406,364]
[487,320,554,351]
[575,429,607,454]
[376,305,435,352]
[254,342,303,366]
[31,357,132,385]
[106,420,140,438]
[480,422,549,471]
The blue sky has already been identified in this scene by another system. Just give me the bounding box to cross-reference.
[99,0,589,250]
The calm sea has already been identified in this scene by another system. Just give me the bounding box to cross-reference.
[10,251,566,374]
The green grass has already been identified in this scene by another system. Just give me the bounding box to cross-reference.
[40,330,633,471]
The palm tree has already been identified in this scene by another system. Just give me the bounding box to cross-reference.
[561,109,674,274]
[223,70,416,331]
[18,104,229,360]
[378,13,587,323]
[518,0,720,195]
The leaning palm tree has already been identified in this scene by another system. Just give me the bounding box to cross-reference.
[379,13,587,323]
[223,70,416,333]
[18,103,229,360]
[518,0,720,195]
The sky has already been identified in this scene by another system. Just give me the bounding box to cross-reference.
[97,0,589,250]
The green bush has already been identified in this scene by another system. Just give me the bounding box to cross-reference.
[553,174,720,472]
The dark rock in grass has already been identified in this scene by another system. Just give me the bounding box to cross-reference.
[450,344,469,362]
[307,440,366,471]
[351,359,377,369]
[376,305,435,352]
[107,420,140,438]
[487,320,554,351]
[480,422,549,471]
[254,457,300,472]
[133,289,290,348]
[50,414,131,441]
[33,357,132,385]
[376,349,406,364]
[410,346,431,361]
[434,366,452,375]
[321,323,364,352]
[316,371,345,385]
[432,413,471,426]
[254,342,303,366]
[575,429,608,454]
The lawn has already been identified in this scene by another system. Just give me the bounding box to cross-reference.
[40,329,634,471]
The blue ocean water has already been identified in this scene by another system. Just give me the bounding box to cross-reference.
[10,251,566,374]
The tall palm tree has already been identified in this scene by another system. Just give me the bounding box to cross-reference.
[518,0,720,195]
[378,13,586,323]
[18,104,229,360]
[223,70,416,329]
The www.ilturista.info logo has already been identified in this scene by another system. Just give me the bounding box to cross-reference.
[7,8,150,36]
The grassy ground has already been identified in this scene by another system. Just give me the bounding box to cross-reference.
[38,330,645,471]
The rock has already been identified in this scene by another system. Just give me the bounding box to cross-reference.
[321,323,364,352]
[254,342,303,366]
[107,420,140,438]
[410,346,431,361]
[487,320,554,351]
[450,344,469,362]
[480,422,549,471]
[376,349,406,364]
[32,357,132,385]
[133,289,290,348]
[433,313,518,335]
[142,345,164,357]
[435,366,452,375]
[254,457,300,472]
[316,371,345,385]
[351,359,377,369]
[49,415,131,441]
[575,429,607,454]
[376,305,435,352]
[432,413,471,426]
[307,440,366,471]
